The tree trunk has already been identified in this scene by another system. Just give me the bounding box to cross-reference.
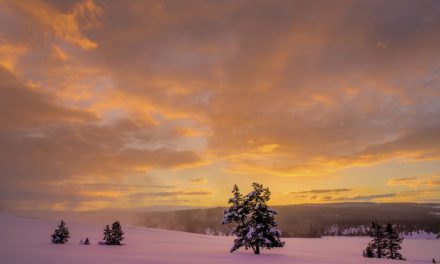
[255,245,260,255]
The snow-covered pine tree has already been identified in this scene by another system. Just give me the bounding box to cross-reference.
[222,183,285,254]
[222,185,247,228]
[222,184,249,252]
[51,220,70,244]
[103,224,112,245]
[245,183,285,254]
[111,221,125,245]
[384,223,405,260]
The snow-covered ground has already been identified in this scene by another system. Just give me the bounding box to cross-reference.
[0,212,439,264]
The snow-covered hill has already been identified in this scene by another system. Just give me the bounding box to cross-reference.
[0,213,439,264]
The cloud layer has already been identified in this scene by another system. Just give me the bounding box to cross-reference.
[0,0,439,210]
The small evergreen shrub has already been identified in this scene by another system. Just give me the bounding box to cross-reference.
[102,221,125,245]
[51,220,70,244]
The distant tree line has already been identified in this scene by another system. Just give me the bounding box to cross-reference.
[137,203,440,238]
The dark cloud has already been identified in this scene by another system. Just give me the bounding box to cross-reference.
[190,178,206,183]
[293,193,398,202]
[338,193,397,201]
[290,188,352,195]
[361,125,440,160]
[136,191,212,197]
[292,192,397,202]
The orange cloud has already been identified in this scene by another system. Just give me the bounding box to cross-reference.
[52,45,69,61]
[2,0,103,49]
[0,44,27,72]
[0,0,439,210]
[388,175,440,187]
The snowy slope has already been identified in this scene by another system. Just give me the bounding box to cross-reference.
[0,213,439,264]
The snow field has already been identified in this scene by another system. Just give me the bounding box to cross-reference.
[0,213,439,264]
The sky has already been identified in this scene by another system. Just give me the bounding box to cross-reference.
[0,0,439,212]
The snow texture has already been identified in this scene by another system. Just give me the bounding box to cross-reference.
[0,212,439,264]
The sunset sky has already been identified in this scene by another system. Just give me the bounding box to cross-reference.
[0,0,439,211]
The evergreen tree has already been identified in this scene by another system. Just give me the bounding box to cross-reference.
[103,224,112,245]
[103,221,125,245]
[363,243,374,258]
[51,220,70,244]
[84,238,90,245]
[364,220,386,258]
[371,220,386,258]
[364,220,406,260]
[384,223,405,260]
[222,183,285,254]
[222,185,247,227]
[222,184,249,252]
[111,221,125,245]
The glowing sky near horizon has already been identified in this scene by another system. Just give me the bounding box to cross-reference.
[0,0,439,211]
